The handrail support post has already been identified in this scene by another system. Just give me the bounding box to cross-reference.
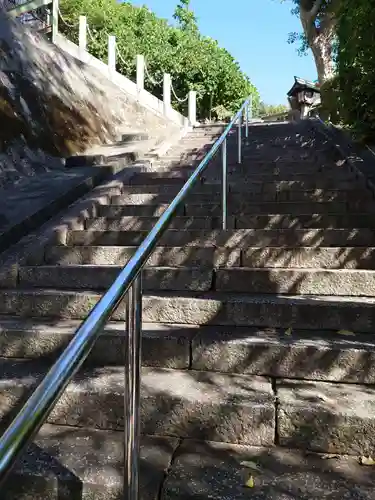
[222,138,227,230]
[124,273,142,500]
[245,104,249,139]
[238,114,242,164]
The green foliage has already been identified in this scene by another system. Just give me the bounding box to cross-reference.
[59,0,259,119]
[173,0,198,33]
[258,102,289,117]
[319,76,341,124]
[336,0,375,141]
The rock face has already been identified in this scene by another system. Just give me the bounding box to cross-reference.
[0,10,179,185]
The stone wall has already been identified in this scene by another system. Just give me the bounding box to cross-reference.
[0,11,180,188]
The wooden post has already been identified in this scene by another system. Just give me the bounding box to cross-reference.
[108,35,116,74]
[79,16,87,52]
[136,55,145,93]
[188,90,197,126]
[51,0,59,43]
[163,73,171,117]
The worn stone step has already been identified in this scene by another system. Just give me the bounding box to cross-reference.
[204,172,355,183]
[18,265,214,292]
[43,244,375,269]
[113,189,368,204]
[110,192,275,205]
[192,325,375,383]
[86,213,375,231]
[129,173,196,185]
[236,180,364,192]
[97,203,182,217]
[98,200,351,216]
[44,245,240,267]
[130,175,361,192]
[277,378,375,455]
[0,317,194,368]
[86,216,230,231]
[1,289,375,332]
[66,228,375,247]
[184,200,349,215]
[2,317,375,384]
[224,163,334,173]
[120,183,369,199]
[2,424,177,499]
[0,358,274,444]
[235,213,375,229]
[243,246,375,269]
[24,265,375,296]
[162,440,374,499]
[348,199,375,211]
[19,265,375,297]
[216,268,375,296]
[120,185,221,195]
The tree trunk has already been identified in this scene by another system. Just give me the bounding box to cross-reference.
[299,3,335,85]
[310,33,335,84]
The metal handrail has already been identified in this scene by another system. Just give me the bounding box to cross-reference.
[0,95,252,496]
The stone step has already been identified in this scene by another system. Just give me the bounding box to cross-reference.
[3,424,176,499]
[99,200,352,216]
[120,185,221,195]
[86,216,227,231]
[184,201,350,215]
[2,317,375,384]
[348,199,375,212]
[216,267,375,296]
[223,161,333,170]
[235,213,375,229]
[192,324,375,384]
[43,244,375,269]
[17,265,375,297]
[277,378,375,455]
[86,213,375,231]
[209,161,347,172]
[44,245,240,267]
[204,172,355,182]
[0,317,194,368]
[213,179,365,192]
[243,246,375,269]
[65,228,375,247]
[0,358,374,456]
[98,204,178,217]
[10,424,361,497]
[129,174,196,185]
[18,265,213,292]
[114,188,369,203]
[1,289,375,332]
[161,441,374,499]
[0,358,274,445]
[130,174,361,191]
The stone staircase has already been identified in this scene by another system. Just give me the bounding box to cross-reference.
[1,122,375,498]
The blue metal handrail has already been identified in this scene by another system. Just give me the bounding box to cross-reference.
[0,95,252,497]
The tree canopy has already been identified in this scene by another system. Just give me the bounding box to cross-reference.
[59,0,259,120]
[258,102,289,117]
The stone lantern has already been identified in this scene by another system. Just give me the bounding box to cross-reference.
[287,76,321,120]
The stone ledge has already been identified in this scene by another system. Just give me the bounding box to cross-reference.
[0,168,108,255]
